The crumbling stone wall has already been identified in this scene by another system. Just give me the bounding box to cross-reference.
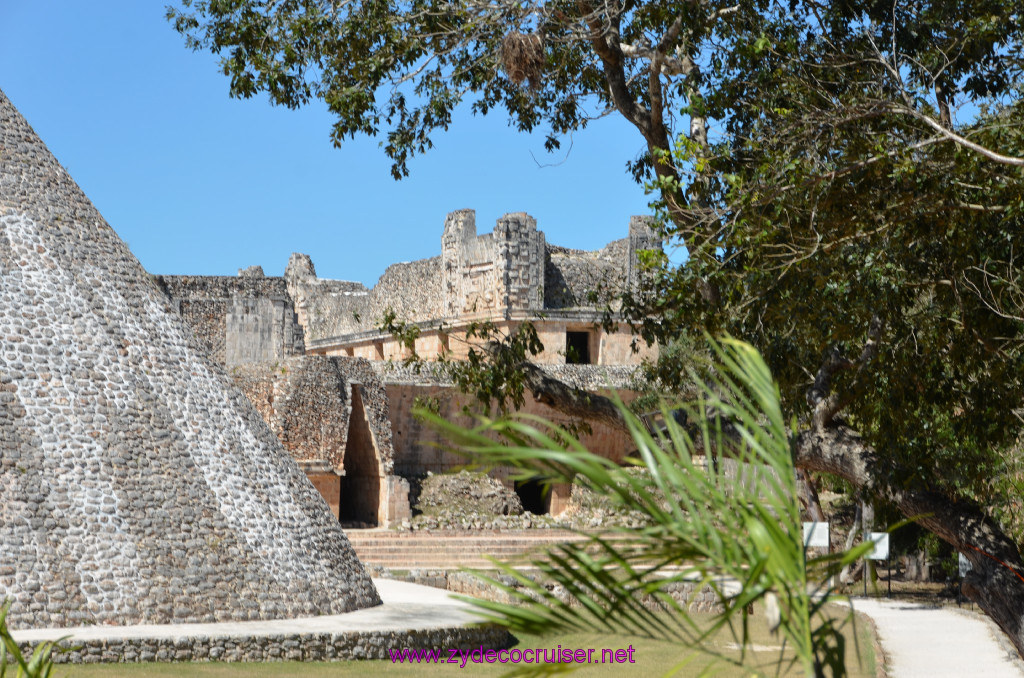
[294,210,659,362]
[544,240,630,309]
[284,253,371,338]
[157,274,305,365]
[230,356,410,525]
[310,257,444,339]
[232,356,395,473]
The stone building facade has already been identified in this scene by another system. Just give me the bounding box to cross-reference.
[157,210,659,520]
[156,276,411,527]
[289,210,660,367]
[231,356,411,526]
[156,272,304,366]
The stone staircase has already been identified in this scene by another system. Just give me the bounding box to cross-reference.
[344,529,588,569]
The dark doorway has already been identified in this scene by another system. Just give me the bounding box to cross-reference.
[338,384,382,527]
[566,331,591,364]
[515,479,550,515]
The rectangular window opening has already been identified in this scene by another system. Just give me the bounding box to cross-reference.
[566,331,591,365]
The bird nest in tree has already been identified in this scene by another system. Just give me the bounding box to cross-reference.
[501,31,545,88]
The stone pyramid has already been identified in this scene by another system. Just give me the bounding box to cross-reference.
[0,89,380,627]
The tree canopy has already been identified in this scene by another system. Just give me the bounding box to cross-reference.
[169,0,1024,657]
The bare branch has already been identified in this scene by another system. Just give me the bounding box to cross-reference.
[892,105,1024,167]
[619,41,697,76]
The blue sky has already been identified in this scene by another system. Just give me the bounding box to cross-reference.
[0,2,653,285]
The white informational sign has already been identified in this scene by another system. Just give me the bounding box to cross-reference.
[866,532,889,560]
[803,521,830,548]
[959,553,973,577]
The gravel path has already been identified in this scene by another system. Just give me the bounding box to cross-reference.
[852,598,1024,677]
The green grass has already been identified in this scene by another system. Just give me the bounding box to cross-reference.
[51,604,876,678]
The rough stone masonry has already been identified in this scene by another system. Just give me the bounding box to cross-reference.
[0,87,380,627]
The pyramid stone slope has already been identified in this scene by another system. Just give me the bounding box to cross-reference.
[0,89,380,627]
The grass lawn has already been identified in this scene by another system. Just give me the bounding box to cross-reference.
[53,603,877,677]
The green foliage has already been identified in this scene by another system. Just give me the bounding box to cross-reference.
[989,447,1024,548]
[622,1,1024,508]
[421,339,871,677]
[450,321,545,414]
[636,95,1024,504]
[168,0,645,179]
[380,308,423,368]
[0,600,67,678]
[411,394,442,418]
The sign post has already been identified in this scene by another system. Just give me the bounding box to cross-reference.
[864,532,889,597]
[803,521,830,548]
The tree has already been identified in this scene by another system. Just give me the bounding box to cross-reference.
[168,0,1024,655]
[625,7,1024,657]
[166,0,784,204]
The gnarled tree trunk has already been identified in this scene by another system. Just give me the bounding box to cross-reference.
[795,424,1024,659]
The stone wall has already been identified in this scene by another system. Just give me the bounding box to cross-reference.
[157,274,305,366]
[230,356,410,525]
[444,571,726,614]
[286,251,444,343]
[374,362,639,514]
[231,357,356,470]
[0,87,378,627]
[544,240,630,309]
[283,253,370,336]
[383,381,638,477]
[18,625,511,663]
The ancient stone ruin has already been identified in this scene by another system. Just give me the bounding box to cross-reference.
[230,356,411,526]
[157,212,655,523]
[0,88,380,628]
[286,209,660,365]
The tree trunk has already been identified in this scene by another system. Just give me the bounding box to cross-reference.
[795,424,1024,659]
[796,469,827,522]
[862,499,875,586]
[904,551,930,582]
[517,357,629,432]
[839,502,864,585]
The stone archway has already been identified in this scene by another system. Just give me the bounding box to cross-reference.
[339,383,384,527]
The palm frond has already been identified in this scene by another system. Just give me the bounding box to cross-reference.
[420,338,864,677]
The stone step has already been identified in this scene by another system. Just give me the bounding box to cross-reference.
[344,529,594,568]
[348,544,577,553]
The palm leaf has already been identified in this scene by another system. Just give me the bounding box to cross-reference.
[421,338,862,677]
